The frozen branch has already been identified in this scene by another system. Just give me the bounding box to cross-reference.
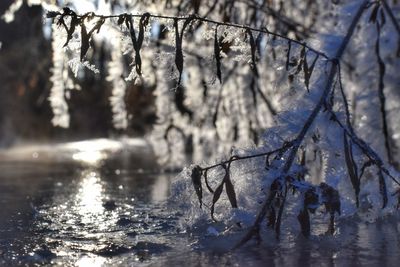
[233,0,371,248]
[47,8,330,60]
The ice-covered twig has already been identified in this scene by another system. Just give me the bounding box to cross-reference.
[199,141,294,172]
[233,0,370,248]
[47,8,330,60]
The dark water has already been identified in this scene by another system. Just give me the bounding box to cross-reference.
[0,139,400,267]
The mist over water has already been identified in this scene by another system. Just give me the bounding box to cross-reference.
[0,139,400,266]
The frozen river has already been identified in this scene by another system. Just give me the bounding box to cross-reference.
[0,139,400,266]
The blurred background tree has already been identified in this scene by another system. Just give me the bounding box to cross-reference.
[0,0,157,147]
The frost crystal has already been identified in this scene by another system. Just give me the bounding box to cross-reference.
[49,23,71,128]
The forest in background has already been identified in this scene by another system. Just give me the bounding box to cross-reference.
[0,1,156,146]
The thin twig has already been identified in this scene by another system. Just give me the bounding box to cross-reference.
[375,21,393,164]
[337,64,352,128]
[50,10,330,60]
[200,141,294,172]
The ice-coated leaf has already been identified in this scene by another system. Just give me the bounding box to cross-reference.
[328,213,335,235]
[247,29,258,77]
[267,182,282,229]
[62,11,79,47]
[297,209,310,237]
[88,18,105,36]
[174,16,195,85]
[191,165,203,208]
[295,46,306,75]
[126,15,137,44]
[369,3,380,23]
[214,27,222,83]
[127,13,150,76]
[138,13,150,47]
[275,183,288,238]
[343,131,360,207]
[78,16,105,62]
[393,188,400,209]
[377,170,388,209]
[136,13,150,75]
[174,19,184,85]
[224,169,238,208]
[80,20,89,62]
[397,38,400,57]
[117,14,125,25]
[249,77,257,105]
[304,188,319,213]
[320,183,340,234]
[320,182,341,216]
[210,179,225,221]
[267,206,276,228]
[204,170,214,193]
[298,188,318,237]
[297,149,306,181]
[124,14,131,30]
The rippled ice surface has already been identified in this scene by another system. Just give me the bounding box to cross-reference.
[1,138,400,266]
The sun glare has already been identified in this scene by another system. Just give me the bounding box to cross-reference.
[67,139,117,165]
[76,172,105,224]
[72,151,105,165]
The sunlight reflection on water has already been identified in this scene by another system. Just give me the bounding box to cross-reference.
[77,172,105,224]
[75,255,106,267]
[3,139,400,266]
[68,139,115,166]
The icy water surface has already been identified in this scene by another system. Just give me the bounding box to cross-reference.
[1,139,400,266]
